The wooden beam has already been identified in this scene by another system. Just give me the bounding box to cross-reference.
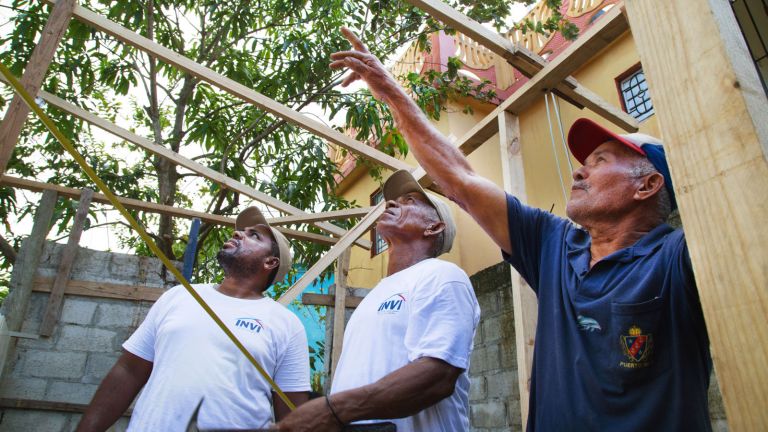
[404,0,638,132]
[0,80,371,250]
[331,249,351,379]
[0,397,132,416]
[498,112,537,428]
[1,175,367,238]
[32,276,164,302]
[267,207,373,225]
[625,0,768,429]
[0,232,16,265]
[419,5,633,191]
[1,175,341,245]
[39,188,93,337]
[301,293,364,308]
[278,202,385,305]
[0,0,77,176]
[45,0,410,174]
[0,191,57,333]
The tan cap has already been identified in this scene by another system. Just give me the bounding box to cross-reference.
[382,170,456,256]
[235,207,292,285]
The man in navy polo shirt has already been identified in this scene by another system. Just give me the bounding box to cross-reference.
[328,28,712,430]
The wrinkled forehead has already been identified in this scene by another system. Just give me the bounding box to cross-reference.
[589,139,645,161]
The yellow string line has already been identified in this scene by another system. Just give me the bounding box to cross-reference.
[0,62,296,411]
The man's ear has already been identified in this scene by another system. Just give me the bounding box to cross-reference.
[424,221,446,238]
[264,256,280,272]
[634,172,665,202]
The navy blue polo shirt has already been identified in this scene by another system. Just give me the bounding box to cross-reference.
[502,195,712,431]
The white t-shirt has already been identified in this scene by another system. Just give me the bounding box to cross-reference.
[123,283,310,431]
[331,258,480,432]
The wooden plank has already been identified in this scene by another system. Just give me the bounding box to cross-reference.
[45,0,410,174]
[267,207,373,225]
[39,188,93,336]
[0,0,77,175]
[1,175,368,239]
[416,6,632,191]
[0,397,132,416]
[301,293,364,308]
[331,248,351,379]
[0,81,371,250]
[278,202,385,305]
[0,232,16,264]
[32,276,164,302]
[0,190,57,333]
[498,112,537,428]
[0,190,57,375]
[404,0,638,132]
[625,0,768,429]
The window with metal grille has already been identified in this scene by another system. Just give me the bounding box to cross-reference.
[617,66,654,122]
[371,189,388,256]
[731,0,768,95]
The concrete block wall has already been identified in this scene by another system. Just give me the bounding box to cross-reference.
[468,263,521,432]
[0,242,176,431]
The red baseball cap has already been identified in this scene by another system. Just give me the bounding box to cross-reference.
[567,118,645,164]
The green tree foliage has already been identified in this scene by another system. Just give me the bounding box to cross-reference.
[0,0,573,287]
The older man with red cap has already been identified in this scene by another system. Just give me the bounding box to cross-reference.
[77,207,310,431]
[317,28,713,431]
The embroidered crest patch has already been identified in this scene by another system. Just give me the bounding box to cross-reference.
[619,325,653,369]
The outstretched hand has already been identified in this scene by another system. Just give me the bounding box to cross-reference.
[330,27,401,103]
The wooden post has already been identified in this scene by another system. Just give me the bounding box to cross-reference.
[498,112,537,427]
[39,188,93,336]
[0,0,77,175]
[625,0,768,429]
[330,249,351,381]
[0,190,57,376]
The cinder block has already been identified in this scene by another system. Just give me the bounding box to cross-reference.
[57,325,116,352]
[47,380,99,405]
[471,401,507,429]
[83,353,120,384]
[469,375,486,401]
[21,350,87,379]
[477,291,500,316]
[486,370,517,399]
[507,398,523,430]
[61,298,98,325]
[0,408,70,431]
[483,315,503,343]
[470,345,500,374]
[95,301,140,327]
[0,376,47,399]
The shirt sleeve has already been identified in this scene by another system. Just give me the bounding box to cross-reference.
[404,277,478,370]
[501,193,564,293]
[273,318,311,392]
[122,286,177,362]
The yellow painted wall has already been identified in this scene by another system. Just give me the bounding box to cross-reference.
[339,30,663,283]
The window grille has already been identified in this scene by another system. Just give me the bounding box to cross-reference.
[619,68,654,122]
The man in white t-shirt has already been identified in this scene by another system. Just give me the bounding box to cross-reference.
[77,207,310,431]
[278,170,481,432]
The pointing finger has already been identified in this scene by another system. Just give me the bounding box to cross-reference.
[340,26,370,54]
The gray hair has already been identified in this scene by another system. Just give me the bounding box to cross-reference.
[630,158,672,222]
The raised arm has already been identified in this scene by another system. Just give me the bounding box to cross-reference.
[330,28,511,254]
[76,351,153,432]
[276,357,461,431]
